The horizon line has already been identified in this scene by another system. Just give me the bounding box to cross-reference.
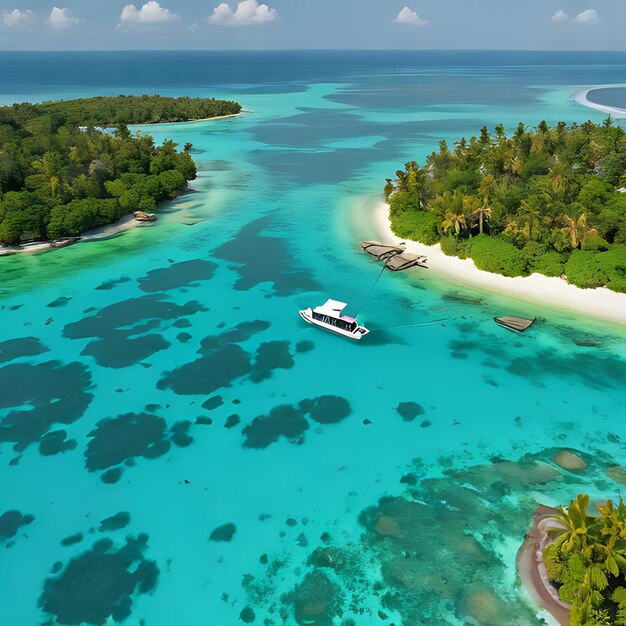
[1,48,626,53]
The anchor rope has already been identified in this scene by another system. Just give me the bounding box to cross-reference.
[370,315,460,332]
[353,263,387,317]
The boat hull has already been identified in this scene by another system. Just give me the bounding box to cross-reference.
[299,309,369,340]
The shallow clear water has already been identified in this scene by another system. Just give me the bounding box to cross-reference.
[0,51,625,626]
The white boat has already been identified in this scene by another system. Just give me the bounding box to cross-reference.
[299,299,369,340]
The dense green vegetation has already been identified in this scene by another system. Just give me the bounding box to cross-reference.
[386,119,626,292]
[544,494,626,625]
[0,95,240,245]
[3,95,242,127]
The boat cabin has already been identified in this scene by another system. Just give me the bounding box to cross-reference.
[311,299,358,332]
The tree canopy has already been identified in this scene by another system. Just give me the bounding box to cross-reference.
[386,118,626,293]
[544,494,626,625]
[0,95,240,245]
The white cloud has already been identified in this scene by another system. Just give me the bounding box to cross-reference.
[572,9,600,25]
[120,1,181,25]
[551,10,568,24]
[395,7,429,26]
[209,0,278,26]
[3,9,35,27]
[46,7,79,30]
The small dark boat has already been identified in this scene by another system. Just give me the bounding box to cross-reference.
[50,237,81,249]
[494,316,535,332]
[385,253,428,271]
[134,211,157,222]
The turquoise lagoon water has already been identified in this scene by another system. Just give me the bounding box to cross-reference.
[0,52,626,625]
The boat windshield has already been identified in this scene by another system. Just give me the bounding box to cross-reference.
[312,311,357,332]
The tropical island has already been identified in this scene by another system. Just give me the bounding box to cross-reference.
[0,95,242,247]
[385,119,626,294]
[520,493,626,626]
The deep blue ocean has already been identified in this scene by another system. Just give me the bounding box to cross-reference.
[0,51,625,626]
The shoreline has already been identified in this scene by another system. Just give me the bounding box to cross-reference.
[0,108,247,257]
[573,86,626,118]
[372,201,626,325]
[0,213,154,256]
[137,110,250,126]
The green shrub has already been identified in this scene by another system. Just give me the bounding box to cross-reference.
[389,191,419,217]
[440,235,472,258]
[565,250,609,288]
[440,235,458,256]
[531,251,566,277]
[390,210,440,246]
[582,232,610,251]
[601,244,626,292]
[521,241,548,265]
[470,235,528,277]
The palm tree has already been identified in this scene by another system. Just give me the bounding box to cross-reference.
[32,151,65,200]
[441,211,467,239]
[518,200,544,241]
[549,494,593,554]
[468,199,492,235]
[561,212,590,249]
[384,178,394,199]
[549,159,569,195]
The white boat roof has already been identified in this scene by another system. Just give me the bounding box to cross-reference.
[313,299,348,315]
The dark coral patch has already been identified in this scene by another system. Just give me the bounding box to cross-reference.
[39,430,78,456]
[213,217,321,296]
[39,535,159,626]
[177,332,192,343]
[395,402,425,422]
[202,395,224,411]
[47,297,72,308]
[63,295,205,368]
[0,510,34,541]
[198,320,271,354]
[250,341,294,382]
[290,571,341,626]
[170,420,193,447]
[295,340,314,353]
[173,318,192,329]
[63,296,178,339]
[240,606,256,623]
[307,396,351,425]
[0,337,48,364]
[99,512,131,532]
[61,533,83,547]
[225,414,241,429]
[95,276,131,291]
[158,344,251,395]
[101,468,123,484]
[138,259,217,293]
[82,333,171,369]
[242,404,309,449]
[210,523,236,542]
[85,413,171,473]
[0,360,92,451]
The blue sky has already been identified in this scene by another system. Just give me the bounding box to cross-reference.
[0,0,623,50]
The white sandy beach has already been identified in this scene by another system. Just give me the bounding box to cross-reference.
[573,87,626,118]
[373,201,626,325]
[139,111,250,126]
